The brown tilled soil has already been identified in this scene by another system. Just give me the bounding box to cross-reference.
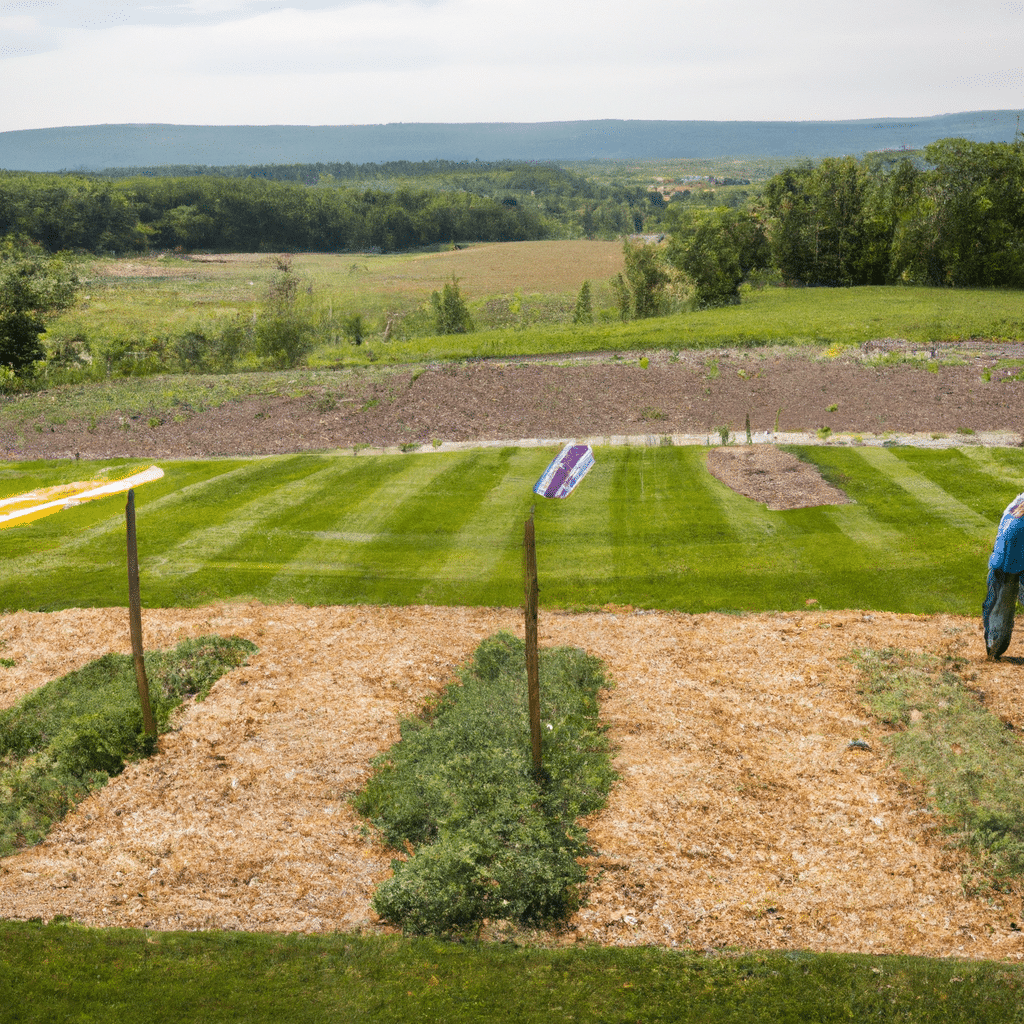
[0,603,1022,961]
[705,446,852,510]
[4,343,1024,460]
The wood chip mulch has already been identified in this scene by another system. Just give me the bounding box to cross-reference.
[1,602,1022,961]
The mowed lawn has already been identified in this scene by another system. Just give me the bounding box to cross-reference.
[1,443,1021,615]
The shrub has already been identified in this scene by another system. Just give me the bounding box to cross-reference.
[342,312,365,345]
[354,632,615,936]
[572,280,593,325]
[430,276,473,334]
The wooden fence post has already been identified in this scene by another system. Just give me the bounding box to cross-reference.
[523,505,542,781]
[126,489,157,738]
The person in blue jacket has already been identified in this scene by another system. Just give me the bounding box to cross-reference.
[983,492,1024,659]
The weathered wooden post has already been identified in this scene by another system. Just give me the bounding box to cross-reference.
[126,489,157,738]
[523,505,542,781]
[526,444,596,785]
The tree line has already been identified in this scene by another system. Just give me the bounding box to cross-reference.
[0,160,667,255]
[660,136,1024,309]
[0,173,551,254]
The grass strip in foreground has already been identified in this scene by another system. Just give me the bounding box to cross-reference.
[353,632,615,937]
[852,647,1024,891]
[0,635,257,857]
[1,923,1022,1024]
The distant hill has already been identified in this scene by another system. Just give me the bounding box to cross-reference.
[0,112,1020,173]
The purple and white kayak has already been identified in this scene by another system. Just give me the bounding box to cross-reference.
[533,443,595,499]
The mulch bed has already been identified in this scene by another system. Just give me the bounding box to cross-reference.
[0,604,1021,960]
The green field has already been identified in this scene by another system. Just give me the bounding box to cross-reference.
[40,247,1024,379]
[1,443,1016,615]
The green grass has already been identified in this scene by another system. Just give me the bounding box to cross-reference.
[342,284,1024,366]
[0,444,1017,614]
[853,647,1024,891]
[0,636,257,856]
[38,246,1024,377]
[1,922,1022,1024]
[354,633,615,937]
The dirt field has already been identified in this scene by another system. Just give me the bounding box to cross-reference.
[5,342,1024,461]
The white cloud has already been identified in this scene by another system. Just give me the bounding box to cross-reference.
[0,0,1021,131]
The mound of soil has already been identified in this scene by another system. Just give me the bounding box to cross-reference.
[0,603,1022,960]
[706,446,851,510]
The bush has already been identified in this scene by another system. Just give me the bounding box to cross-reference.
[430,276,473,334]
[0,237,80,375]
[611,239,671,320]
[572,280,593,325]
[354,632,615,936]
[342,312,365,345]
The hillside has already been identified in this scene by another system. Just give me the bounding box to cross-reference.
[1,111,1020,172]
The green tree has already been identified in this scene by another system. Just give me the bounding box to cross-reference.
[254,255,314,368]
[431,276,473,334]
[898,137,1024,287]
[0,238,79,375]
[611,239,670,320]
[572,280,593,325]
[667,207,768,308]
[762,157,869,286]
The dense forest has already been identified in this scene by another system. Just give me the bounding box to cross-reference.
[0,161,664,254]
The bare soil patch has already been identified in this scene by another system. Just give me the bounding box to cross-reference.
[706,446,852,510]
[6,345,1024,464]
[0,603,1022,960]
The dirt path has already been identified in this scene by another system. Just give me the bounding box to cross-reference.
[1,602,1022,960]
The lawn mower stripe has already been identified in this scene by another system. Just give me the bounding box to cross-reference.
[155,459,343,577]
[823,504,905,552]
[268,456,458,594]
[424,449,536,597]
[852,447,994,541]
[959,447,1024,488]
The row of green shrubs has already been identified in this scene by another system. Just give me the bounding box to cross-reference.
[354,633,616,937]
[0,636,257,857]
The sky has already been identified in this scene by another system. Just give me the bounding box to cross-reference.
[0,0,1022,133]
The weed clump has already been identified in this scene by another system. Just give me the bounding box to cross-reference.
[354,632,615,937]
[0,635,257,857]
[852,647,1024,890]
